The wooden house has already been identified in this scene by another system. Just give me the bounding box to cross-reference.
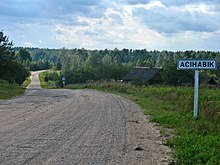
[123,67,162,85]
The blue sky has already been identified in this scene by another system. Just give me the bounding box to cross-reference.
[1,0,220,51]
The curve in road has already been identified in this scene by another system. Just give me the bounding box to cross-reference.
[0,71,171,165]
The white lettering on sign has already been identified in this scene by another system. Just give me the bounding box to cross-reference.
[178,59,217,70]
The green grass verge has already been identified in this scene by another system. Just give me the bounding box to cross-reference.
[22,77,31,88]
[39,71,59,89]
[66,82,220,164]
[0,77,31,100]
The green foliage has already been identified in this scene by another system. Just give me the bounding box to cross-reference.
[39,71,60,88]
[162,63,194,86]
[0,31,30,84]
[12,46,220,85]
[62,64,130,85]
[17,48,32,62]
[13,47,56,71]
[56,47,132,84]
[0,31,14,63]
[167,135,220,164]
[0,60,30,84]
[22,77,31,88]
[0,79,27,99]
[57,48,220,86]
[55,58,62,70]
[29,60,51,71]
[63,67,95,84]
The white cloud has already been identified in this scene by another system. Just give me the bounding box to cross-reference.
[49,1,220,51]
[123,0,167,15]
[1,0,220,50]
[51,5,165,49]
[131,1,220,33]
[176,3,217,15]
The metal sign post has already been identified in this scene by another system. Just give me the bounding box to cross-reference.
[177,59,217,120]
[194,70,199,119]
[62,76,66,87]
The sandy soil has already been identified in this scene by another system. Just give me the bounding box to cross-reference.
[0,71,171,165]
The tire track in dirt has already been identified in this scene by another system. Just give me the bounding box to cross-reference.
[0,71,171,165]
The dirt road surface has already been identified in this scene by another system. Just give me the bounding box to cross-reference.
[0,71,171,165]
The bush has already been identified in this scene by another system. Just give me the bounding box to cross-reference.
[162,63,194,86]
[40,71,61,88]
[0,61,30,84]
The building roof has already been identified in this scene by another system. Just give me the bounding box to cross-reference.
[123,67,162,82]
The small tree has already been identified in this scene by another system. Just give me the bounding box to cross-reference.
[0,31,30,84]
[0,31,14,64]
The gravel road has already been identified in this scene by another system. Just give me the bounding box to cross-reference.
[0,71,171,165]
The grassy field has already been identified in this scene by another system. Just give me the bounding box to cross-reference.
[0,77,31,100]
[66,82,220,164]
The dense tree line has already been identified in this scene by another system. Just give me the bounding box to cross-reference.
[14,47,54,71]
[12,46,220,86]
[0,31,30,84]
[54,48,220,86]
[58,48,132,84]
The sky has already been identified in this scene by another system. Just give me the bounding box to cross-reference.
[0,0,220,51]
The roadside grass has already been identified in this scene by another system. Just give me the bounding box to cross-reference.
[39,71,59,89]
[66,82,220,164]
[0,77,31,100]
[22,77,31,88]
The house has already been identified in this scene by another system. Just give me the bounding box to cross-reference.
[123,67,162,85]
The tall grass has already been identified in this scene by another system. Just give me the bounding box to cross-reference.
[39,71,60,89]
[0,77,30,99]
[66,82,220,164]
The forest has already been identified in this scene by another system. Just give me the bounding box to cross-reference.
[15,47,220,86]
[1,31,220,86]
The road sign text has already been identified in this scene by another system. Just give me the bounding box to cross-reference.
[178,59,217,70]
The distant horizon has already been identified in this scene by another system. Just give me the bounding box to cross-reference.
[12,46,220,53]
[1,0,220,51]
